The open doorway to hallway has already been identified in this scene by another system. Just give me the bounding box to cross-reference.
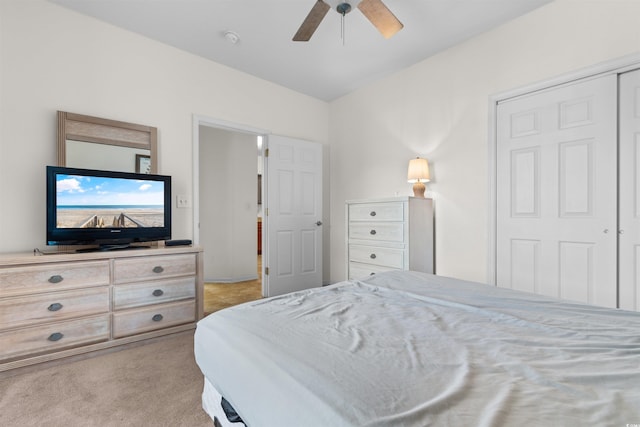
[198,125,265,314]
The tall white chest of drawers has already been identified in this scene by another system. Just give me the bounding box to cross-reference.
[346,197,433,280]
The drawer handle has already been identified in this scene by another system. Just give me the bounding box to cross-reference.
[48,303,63,312]
[370,229,377,235]
[369,272,375,276]
[370,211,376,217]
[152,289,164,297]
[48,332,64,342]
[48,275,63,284]
[370,254,377,259]
[152,266,164,274]
[152,314,163,322]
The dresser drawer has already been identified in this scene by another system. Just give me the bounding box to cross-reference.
[114,277,196,310]
[348,262,400,280]
[0,261,110,297]
[113,254,196,284]
[348,202,404,222]
[0,314,110,361]
[349,244,404,268]
[112,300,196,338]
[0,287,109,331]
[348,222,404,243]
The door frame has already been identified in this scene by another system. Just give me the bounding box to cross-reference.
[192,114,270,292]
[487,52,640,285]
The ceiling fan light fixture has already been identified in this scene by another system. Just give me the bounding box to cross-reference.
[336,3,352,15]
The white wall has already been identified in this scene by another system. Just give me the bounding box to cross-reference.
[199,126,257,282]
[328,0,640,283]
[0,0,328,256]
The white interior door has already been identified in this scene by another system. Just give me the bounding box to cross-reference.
[496,75,617,307]
[619,68,640,311]
[264,135,323,297]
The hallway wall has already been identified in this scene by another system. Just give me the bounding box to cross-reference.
[200,126,257,282]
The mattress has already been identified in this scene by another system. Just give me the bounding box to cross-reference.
[194,270,640,426]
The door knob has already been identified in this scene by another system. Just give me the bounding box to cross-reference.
[315,221,323,226]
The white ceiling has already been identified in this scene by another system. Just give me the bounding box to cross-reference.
[50,0,552,101]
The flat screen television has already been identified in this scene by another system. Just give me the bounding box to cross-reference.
[46,165,171,251]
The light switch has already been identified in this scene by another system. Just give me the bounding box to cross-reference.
[176,195,190,208]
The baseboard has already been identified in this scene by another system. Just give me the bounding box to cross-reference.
[205,274,259,283]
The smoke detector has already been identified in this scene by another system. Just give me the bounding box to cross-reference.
[223,30,240,44]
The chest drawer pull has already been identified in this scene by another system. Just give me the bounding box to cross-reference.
[152,289,164,297]
[152,314,163,322]
[370,211,376,217]
[370,229,377,235]
[47,303,63,312]
[152,266,164,274]
[48,332,64,342]
[48,275,64,284]
[370,254,377,259]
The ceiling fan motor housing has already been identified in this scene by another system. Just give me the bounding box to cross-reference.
[336,3,352,15]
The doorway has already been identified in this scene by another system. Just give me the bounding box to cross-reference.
[193,116,325,309]
[193,116,268,313]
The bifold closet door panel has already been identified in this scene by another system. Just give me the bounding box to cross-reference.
[619,69,640,312]
[496,74,618,308]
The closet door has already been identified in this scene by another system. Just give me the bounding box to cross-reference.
[619,69,640,311]
[496,75,617,308]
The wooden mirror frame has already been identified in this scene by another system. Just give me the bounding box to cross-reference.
[57,111,158,173]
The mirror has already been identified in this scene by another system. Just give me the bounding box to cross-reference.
[57,111,158,173]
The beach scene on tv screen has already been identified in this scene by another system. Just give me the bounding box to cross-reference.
[56,174,165,229]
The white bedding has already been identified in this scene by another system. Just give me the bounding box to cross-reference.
[194,271,640,426]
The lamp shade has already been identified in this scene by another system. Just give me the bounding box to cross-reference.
[407,157,430,183]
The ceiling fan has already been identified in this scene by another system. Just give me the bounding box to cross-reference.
[293,0,403,42]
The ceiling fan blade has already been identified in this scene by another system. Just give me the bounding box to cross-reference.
[357,0,404,39]
[293,0,331,42]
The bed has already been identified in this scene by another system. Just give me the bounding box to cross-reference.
[194,270,640,426]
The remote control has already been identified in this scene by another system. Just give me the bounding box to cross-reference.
[165,239,192,246]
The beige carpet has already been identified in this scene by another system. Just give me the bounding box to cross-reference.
[0,332,213,427]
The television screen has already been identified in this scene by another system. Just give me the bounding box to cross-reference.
[47,166,171,249]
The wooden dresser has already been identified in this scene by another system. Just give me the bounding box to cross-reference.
[346,197,434,280]
[0,246,203,372]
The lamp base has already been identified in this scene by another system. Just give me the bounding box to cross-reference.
[412,182,426,198]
